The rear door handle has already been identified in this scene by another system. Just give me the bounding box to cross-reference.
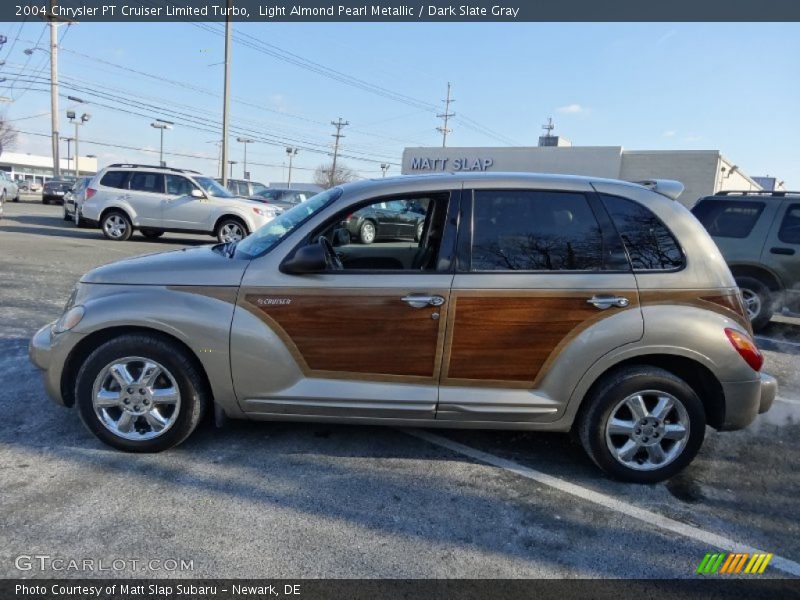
[587,295,630,310]
[770,247,796,255]
[401,294,445,308]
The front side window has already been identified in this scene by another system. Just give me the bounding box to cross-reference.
[165,174,196,196]
[194,176,234,198]
[128,172,164,194]
[778,204,800,244]
[691,199,765,239]
[100,170,129,189]
[602,194,684,271]
[470,190,606,271]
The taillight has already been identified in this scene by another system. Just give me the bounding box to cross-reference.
[86,188,96,200]
[725,328,764,371]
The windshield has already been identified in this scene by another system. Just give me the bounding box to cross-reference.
[251,183,268,196]
[254,189,286,201]
[194,176,234,198]
[235,188,341,258]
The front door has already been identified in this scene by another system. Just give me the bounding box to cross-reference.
[438,187,643,422]
[161,174,210,230]
[126,171,165,227]
[230,190,457,419]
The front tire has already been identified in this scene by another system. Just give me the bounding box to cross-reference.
[101,210,133,241]
[577,366,705,483]
[215,218,247,243]
[75,334,207,452]
[736,276,774,332]
[141,229,164,239]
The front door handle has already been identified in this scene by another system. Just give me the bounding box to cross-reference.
[770,247,796,256]
[587,295,630,310]
[401,294,445,309]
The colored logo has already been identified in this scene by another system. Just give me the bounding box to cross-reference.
[696,552,772,575]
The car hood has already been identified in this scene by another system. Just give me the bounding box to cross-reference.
[81,245,249,286]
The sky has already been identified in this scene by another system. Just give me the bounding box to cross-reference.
[1,21,799,187]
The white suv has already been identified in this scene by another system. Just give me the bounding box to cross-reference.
[81,164,278,243]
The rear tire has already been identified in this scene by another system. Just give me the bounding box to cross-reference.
[101,210,133,241]
[577,365,706,483]
[736,276,774,332]
[75,334,207,453]
[359,220,376,244]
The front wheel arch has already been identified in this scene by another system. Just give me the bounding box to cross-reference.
[61,326,213,410]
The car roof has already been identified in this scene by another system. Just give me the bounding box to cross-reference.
[698,191,800,201]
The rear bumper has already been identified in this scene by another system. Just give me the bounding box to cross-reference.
[720,372,776,430]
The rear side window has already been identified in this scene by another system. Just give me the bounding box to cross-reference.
[99,170,129,189]
[129,172,164,194]
[778,204,800,244]
[691,199,764,238]
[601,194,684,271]
[470,190,606,271]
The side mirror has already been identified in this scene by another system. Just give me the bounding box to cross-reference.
[281,243,327,274]
[190,189,205,199]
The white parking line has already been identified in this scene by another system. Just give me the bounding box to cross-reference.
[404,429,800,577]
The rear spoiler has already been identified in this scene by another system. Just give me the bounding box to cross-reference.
[634,179,684,201]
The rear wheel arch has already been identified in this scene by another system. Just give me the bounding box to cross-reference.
[61,326,213,410]
[99,205,134,225]
[728,264,783,293]
[576,353,726,431]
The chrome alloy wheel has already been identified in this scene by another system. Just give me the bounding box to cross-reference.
[740,288,762,321]
[103,214,128,239]
[219,222,245,242]
[605,390,690,471]
[361,221,376,243]
[91,357,181,441]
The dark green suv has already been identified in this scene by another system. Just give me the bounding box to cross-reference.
[692,191,800,330]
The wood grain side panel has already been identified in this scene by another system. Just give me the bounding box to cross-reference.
[639,289,751,332]
[445,295,608,382]
[244,293,443,377]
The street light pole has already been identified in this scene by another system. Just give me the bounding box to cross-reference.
[228,160,237,179]
[67,109,90,177]
[61,136,73,173]
[380,163,389,177]
[150,121,172,167]
[236,137,254,179]
[285,147,298,189]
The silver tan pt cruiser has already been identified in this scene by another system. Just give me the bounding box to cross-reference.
[29,173,776,483]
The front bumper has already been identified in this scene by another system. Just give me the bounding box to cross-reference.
[720,372,777,430]
[29,322,79,407]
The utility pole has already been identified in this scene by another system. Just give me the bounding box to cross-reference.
[330,118,349,187]
[221,0,232,187]
[436,82,455,148]
[285,147,298,189]
[49,0,61,176]
[237,137,254,179]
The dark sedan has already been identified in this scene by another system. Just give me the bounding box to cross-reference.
[42,177,77,205]
[250,188,316,212]
[343,198,427,244]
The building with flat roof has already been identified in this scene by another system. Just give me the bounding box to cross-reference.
[0,152,98,185]
[401,144,767,207]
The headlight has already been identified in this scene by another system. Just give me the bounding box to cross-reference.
[52,305,85,334]
[252,207,275,217]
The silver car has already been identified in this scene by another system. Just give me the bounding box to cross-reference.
[29,173,776,483]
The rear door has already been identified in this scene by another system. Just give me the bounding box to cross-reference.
[126,171,165,227]
[763,200,800,308]
[438,185,642,423]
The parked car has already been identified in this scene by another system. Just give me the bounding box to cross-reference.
[0,171,20,204]
[42,176,77,205]
[29,173,775,483]
[30,181,43,193]
[343,198,426,244]
[216,177,268,198]
[250,188,315,212]
[79,164,278,242]
[692,190,800,331]
[63,176,93,225]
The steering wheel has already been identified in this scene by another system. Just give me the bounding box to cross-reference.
[319,236,343,271]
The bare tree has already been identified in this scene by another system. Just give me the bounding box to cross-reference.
[313,162,357,189]
[0,117,18,156]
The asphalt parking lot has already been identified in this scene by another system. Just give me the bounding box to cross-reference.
[1,197,799,579]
